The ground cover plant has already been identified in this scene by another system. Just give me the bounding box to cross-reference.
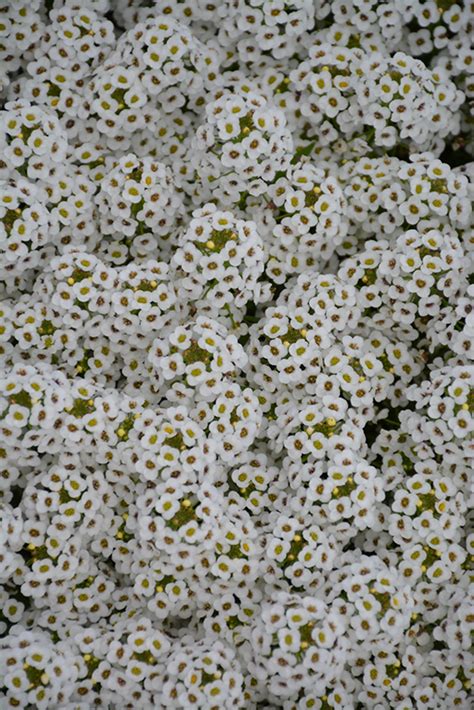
[0,1,473,708]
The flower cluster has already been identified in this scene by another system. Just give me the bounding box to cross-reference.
[291,43,464,153]
[0,1,473,709]
[190,90,294,205]
[96,153,184,261]
[172,203,268,314]
[263,161,349,281]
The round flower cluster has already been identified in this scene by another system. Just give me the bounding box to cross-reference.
[191,91,294,204]
[172,203,268,314]
[243,592,348,703]
[85,15,220,152]
[7,5,115,143]
[337,153,472,251]
[215,1,317,63]
[148,315,247,401]
[0,1,44,94]
[0,100,68,179]
[0,2,473,709]
[291,43,464,154]
[96,153,184,261]
[263,160,349,281]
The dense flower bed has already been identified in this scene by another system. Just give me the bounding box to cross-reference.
[0,1,473,708]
